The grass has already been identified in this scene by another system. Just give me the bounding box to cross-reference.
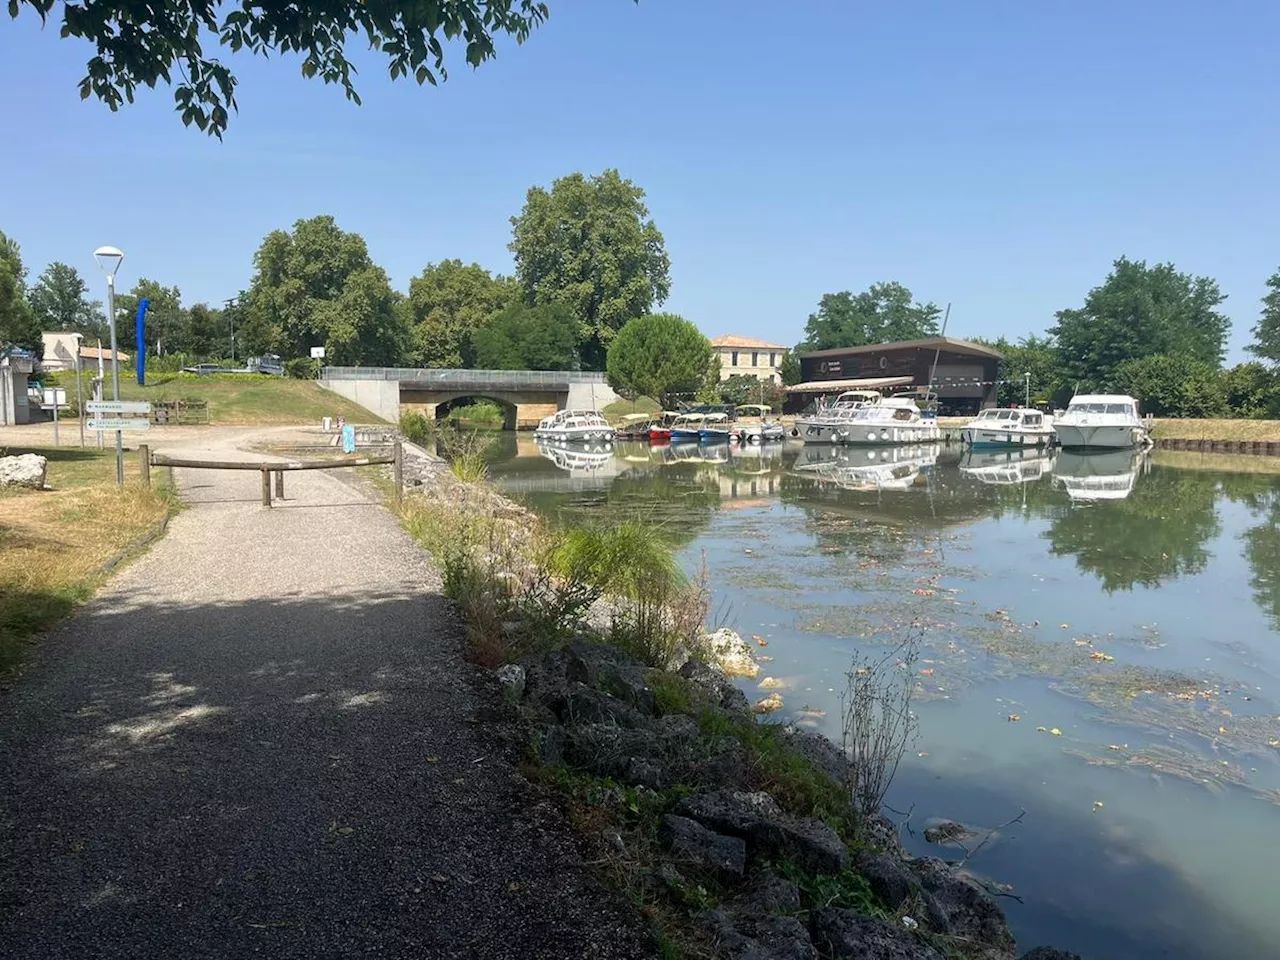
[1152,449,1280,475]
[604,396,662,421]
[0,446,177,679]
[70,372,380,425]
[1150,418,1280,441]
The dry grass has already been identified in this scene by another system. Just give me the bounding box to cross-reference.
[0,446,176,678]
[1150,418,1280,441]
[1151,449,1280,475]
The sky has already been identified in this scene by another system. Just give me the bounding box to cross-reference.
[1,0,1277,361]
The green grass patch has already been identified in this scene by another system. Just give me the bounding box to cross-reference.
[604,396,662,421]
[1151,418,1280,441]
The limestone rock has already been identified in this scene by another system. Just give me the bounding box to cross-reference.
[674,790,850,875]
[659,814,747,879]
[704,628,760,678]
[701,909,817,960]
[855,850,918,911]
[810,909,945,960]
[740,869,802,914]
[679,660,751,715]
[753,693,784,714]
[0,453,47,489]
[494,663,526,701]
[912,858,1016,957]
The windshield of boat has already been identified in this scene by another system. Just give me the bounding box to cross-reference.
[1068,402,1133,415]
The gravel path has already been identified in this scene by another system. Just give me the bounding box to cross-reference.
[0,430,655,959]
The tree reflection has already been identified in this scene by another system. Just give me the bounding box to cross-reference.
[1042,466,1221,591]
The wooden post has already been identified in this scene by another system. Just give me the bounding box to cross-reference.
[274,469,284,500]
[393,440,404,503]
[139,444,151,488]
[261,467,272,507]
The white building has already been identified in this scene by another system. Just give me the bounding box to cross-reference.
[41,331,129,372]
[709,335,787,384]
[1,352,34,425]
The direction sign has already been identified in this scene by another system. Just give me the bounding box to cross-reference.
[86,400,152,415]
[88,418,151,432]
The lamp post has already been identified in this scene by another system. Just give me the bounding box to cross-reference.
[71,332,85,447]
[1024,371,1031,409]
[94,245,125,485]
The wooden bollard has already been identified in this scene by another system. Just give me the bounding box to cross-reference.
[139,444,151,488]
[261,467,272,507]
[393,440,404,503]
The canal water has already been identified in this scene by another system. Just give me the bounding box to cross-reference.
[486,438,1280,960]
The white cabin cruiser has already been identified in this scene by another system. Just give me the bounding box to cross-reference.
[795,390,881,443]
[1053,449,1147,502]
[1052,395,1149,450]
[961,408,1055,448]
[734,404,785,443]
[837,396,942,446]
[533,409,615,443]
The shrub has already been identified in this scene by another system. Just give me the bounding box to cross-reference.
[285,357,319,379]
[398,411,434,446]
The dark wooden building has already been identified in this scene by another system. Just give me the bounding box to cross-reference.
[793,337,1002,415]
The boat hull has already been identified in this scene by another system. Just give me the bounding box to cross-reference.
[838,423,942,445]
[533,427,615,443]
[670,428,702,442]
[1053,423,1143,450]
[648,427,672,442]
[962,427,1054,448]
[699,428,731,443]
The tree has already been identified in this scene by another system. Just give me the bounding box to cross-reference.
[1112,354,1227,418]
[0,231,38,349]
[606,313,711,409]
[510,169,670,370]
[779,348,802,386]
[799,283,940,351]
[7,1,552,139]
[116,279,185,354]
[1050,257,1230,390]
[471,303,577,370]
[719,374,784,410]
[27,262,107,342]
[972,334,1060,406]
[1249,269,1280,364]
[1223,362,1280,419]
[404,260,516,368]
[245,215,408,365]
[185,303,226,359]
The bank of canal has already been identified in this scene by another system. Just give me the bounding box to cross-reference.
[486,437,1280,960]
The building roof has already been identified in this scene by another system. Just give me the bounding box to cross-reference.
[798,336,1002,360]
[79,346,131,362]
[710,334,788,350]
[785,376,914,394]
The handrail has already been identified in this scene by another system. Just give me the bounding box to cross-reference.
[320,366,608,386]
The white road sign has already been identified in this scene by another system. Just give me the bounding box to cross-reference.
[86,400,152,415]
[88,418,151,432]
[43,388,67,406]
[310,346,326,359]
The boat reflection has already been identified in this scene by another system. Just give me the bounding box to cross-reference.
[534,438,615,475]
[959,446,1057,485]
[1053,449,1149,503]
[791,443,942,491]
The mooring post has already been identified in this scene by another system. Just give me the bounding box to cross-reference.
[139,444,151,488]
[393,440,404,503]
[261,467,272,507]
[274,469,284,500]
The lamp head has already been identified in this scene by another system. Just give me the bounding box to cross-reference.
[94,245,124,278]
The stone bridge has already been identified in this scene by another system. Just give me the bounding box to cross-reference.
[318,367,622,429]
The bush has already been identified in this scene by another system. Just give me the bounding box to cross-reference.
[285,357,319,379]
[399,411,434,446]
[437,425,495,482]
[719,374,784,410]
[1113,353,1228,418]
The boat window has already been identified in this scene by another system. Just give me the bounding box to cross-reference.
[1105,404,1131,415]
[996,410,1013,420]
[1023,413,1041,426]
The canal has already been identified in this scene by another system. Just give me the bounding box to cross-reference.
[486,437,1280,960]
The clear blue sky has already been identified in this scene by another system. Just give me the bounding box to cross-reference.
[2,0,1277,360]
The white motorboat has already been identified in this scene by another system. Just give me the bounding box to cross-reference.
[698,412,733,443]
[836,396,942,446]
[734,404,786,442]
[1054,449,1148,502]
[960,447,1056,485]
[535,438,614,474]
[795,390,881,443]
[1052,395,1149,450]
[961,408,1055,448]
[792,443,941,491]
[533,409,615,443]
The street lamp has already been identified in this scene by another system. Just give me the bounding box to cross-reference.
[94,245,125,485]
[1024,371,1031,409]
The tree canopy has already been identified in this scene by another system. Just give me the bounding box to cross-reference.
[471,302,578,370]
[7,0,554,138]
[510,169,670,370]
[116,278,184,353]
[1249,269,1280,365]
[971,334,1059,406]
[245,215,408,365]
[799,282,940,351]
[606,313,711,408]
[1050,257,1230,390]
[403,259,515,368]
[779,349,801,386]
[28,262,106,343]
[1112,354,1228,418]
[0,231,39,349]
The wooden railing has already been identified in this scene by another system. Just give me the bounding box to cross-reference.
[139,442,403,506]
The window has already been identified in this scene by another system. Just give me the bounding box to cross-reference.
[770,352,778,366]
[752,351,759,367]
[731,351,739,366]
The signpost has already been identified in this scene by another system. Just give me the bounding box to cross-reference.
[43,388,66,446]
[86,400,152,438]
[87,418,151,432]
[86,401,151,415]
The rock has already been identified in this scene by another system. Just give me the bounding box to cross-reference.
[679,660,751,715]
[922,818,995,850]
[758,676,786,690]
[494,663,526,701]
[561,725,657,779]
[704,628,760,678]
[810,909,945,960]
[538,726,566,765]
[911,858,1016,957]
[701,910,817,960]
[780,725,851,786]
[0,453,47,489]
[855,851,918,911]
[659,815,747,879]
[1020,950,1082,960]
[754,692,784,714]
[552,684,647,728]
[858,813,906,856]
[674,790,850,875]
[564,641,656,715]
[741,868,802,914]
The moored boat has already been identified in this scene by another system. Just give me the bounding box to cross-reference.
[795,390,881,443]
[1052,395,1149,450]
[669,413,706,442]
[533,409,615,443]
[835,395,942,446]
[734,403,786,443]
[699,412,733,443]
[961,407,1055,448]
[614,412,658,441]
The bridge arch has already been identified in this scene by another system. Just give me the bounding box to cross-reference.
[433,394,518,431]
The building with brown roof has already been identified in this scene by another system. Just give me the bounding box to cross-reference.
[709,334,788,384]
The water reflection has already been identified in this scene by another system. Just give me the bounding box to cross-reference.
[487,438,1280,956]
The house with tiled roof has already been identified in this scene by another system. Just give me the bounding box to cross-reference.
[709,334,787,383]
